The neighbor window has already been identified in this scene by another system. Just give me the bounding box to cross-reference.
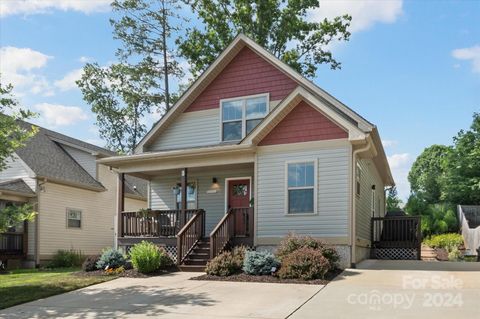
[176,182,197,209]
[286,161,316,214]
[221,94,268,141]
[66,208,82,228]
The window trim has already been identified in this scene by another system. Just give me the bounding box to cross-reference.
[219,93,270,142]
[175,180,198,210]
[284,159,318,216]
[355,162,362,197]
[66,208,82,229]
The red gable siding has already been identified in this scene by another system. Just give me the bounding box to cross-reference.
[258,101,348,146]
[184,47,297,112]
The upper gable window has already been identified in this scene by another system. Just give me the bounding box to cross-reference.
[221,94,269,141]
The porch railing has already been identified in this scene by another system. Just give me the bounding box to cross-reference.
[210,207,253,259]
[120,209,198,238]
[0,232,26,256]
[177,209,205,265]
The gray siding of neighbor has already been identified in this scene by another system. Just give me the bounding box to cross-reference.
[355,158,385,241]
[61,144,97,178]
[150,166,254,234]
[0,153,36,191]
[256,145,351,238]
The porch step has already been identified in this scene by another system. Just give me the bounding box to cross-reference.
[179,238,211,271]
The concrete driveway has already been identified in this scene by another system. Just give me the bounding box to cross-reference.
[1,260,479,319]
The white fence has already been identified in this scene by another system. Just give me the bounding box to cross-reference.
[458,205,480,256]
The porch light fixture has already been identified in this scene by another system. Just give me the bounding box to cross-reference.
[212,177,218,184]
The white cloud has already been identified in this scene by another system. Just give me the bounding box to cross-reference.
[311,0,403,33]
[387,153,414,200]
[34,103,88,126]
[0,46,54,96]
[78,56,92,63]
[382,139,398,148]
[0,0,111,18]
[54,68,83,91]
[452,45,480,73]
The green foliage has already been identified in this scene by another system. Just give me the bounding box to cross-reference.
[386,187,403,212]
[441,113,480,205]
[277,247,330,280]
[410,202,459,236]
[129,241,173,273]
[0,78,38,171]
[242,250,280,276]
[178,0,351,78]
[423,233,464,250]
[408,145,450,204]
[0,203,37,234]
[96,248,126,270]
[82,255,101,272]
[448,246,462,261]
[275,234,339,267]
[48,250,85,268]
[205,246,246,276]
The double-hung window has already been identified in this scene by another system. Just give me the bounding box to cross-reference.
[286,161,317,214]
[221,94,268,141]
[176,182,197,209]
[66,208,82,228]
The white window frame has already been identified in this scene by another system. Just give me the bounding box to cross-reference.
[175,180,198,210]
[284,159,318,216]
[220,93,270,141]
[66,208,82,229]
[356,162,362,197]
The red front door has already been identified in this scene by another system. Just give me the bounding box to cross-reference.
[227,179,251,236]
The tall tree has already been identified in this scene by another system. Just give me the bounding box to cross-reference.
[408,144,450,204]
[441,112,480,205]
[386,187,402,212]
[178,0,351,78]
[78,0,184,153]
[0,77,37,232]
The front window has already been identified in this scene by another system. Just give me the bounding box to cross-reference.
[222,94,268,141]
[66,208,82,228]
[176,182,197,209]
[287,161,316,214]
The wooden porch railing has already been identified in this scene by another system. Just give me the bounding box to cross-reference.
[210,207,253,259]
[0,232,26,256]
[371,216,422,259]
[177,209,205,265]
[120,209,197,238]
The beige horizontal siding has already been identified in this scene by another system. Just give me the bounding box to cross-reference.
[256,144,351,239]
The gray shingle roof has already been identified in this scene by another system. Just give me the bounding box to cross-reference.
[0,179,35,196]
[15,121,147,197]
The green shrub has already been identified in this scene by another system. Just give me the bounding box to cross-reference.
[82,255,100,272]
[276,234,339,269]
[423,233,463,251]
[96,248,126,270]
[448,246,462,261]
[277,247,330,280]
[205,247,246,277]
[243,250,280,275]
[48,249,85,268]
[129,241,173,273]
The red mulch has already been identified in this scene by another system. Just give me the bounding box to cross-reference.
[191,269,342,285]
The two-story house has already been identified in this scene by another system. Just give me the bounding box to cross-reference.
[99,34,395,269]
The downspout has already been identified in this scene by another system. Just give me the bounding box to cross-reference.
[350,136,372,268]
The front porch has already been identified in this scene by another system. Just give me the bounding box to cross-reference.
[115,160,257,270]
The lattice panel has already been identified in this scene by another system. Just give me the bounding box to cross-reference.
[163,246,177,263]
[373,248,418,260]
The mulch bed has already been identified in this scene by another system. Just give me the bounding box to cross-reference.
[74,266,179,278]
[191,268,343,285]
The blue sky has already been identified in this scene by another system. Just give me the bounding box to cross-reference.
[0,0,479,200]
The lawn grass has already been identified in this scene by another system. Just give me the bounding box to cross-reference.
[0,268,116,310]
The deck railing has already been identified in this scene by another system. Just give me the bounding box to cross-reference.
[0,232,25,256]
[120,209,198,238]
[371,216,422,251]
[210,207,253,259]
[177,209,205,265]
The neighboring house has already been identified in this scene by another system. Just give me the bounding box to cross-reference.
[99,34,395,269]
[0,122,147,266]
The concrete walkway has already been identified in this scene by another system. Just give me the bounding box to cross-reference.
[2,260,479,319]
[290,260,480,319]
[0,272,323,319]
